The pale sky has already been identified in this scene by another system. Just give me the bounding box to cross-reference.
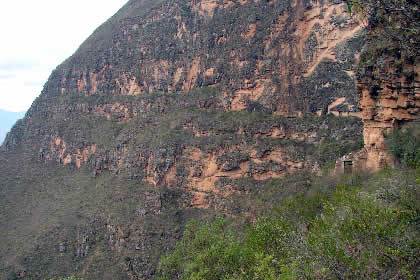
[0,0,129,112]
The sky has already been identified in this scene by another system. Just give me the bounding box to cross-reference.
[0,0,129,112]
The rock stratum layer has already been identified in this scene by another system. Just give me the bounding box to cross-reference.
[0,0,402,279]
[358,62,420,169]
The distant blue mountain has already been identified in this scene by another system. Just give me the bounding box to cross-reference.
[0,109,26,144]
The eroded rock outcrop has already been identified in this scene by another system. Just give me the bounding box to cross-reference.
[0,0,368,201]
[45,0,365,118]
[0,0,371,279]
[358,63,419,169]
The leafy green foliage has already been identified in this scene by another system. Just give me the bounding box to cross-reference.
[158,217,281,280]
[159,217,239,280]
[386,125,420,168]
[158,169,420,279]
[345,0,363,17]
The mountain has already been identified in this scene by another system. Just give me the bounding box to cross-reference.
[0,110,25,144]
[0,0,418,279]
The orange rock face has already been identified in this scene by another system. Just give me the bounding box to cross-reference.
[358,63,420,170]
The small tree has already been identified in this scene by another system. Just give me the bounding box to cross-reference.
[386,125,420,168]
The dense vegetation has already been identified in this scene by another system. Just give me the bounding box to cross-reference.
[386,124,420,169]
[158,167,419,279]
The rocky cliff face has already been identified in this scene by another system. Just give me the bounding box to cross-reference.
[336,0,420,172]
[0,0,371,279]
[2,0,366,202]
[358,60,420,170]
[37,0,365,116]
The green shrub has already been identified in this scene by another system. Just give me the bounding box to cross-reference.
[386,125,420,168]
[158,217,242,280]
[158,170,419,279]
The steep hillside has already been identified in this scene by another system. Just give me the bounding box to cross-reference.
[0,0,373,279]
[0,110,25,144]
[158,168,419,279]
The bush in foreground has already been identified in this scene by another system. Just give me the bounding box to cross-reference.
[158,169,419,279]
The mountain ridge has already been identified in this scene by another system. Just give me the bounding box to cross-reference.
[0,0,369,278]
[0,109,25,144]
[0,0,418,279]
